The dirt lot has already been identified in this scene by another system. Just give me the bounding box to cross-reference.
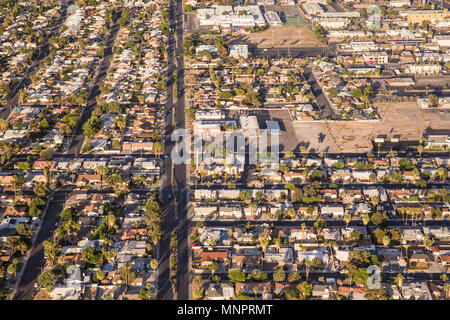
[241,26,321,48]
[228,102,449,154]
[292,121,340,154]
[290,102,450,153]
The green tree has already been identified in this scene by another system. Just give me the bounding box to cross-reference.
[288,271,301,283]
[193,287,204,300]
[16,223,33,238]
[371,212,387,226]
[43,240,60,267]
[362,214,370,227]
[208,262,219,275]
[235,291,254,300]
[344,213,352,227]
[82,246,102,266]
[39,149,52,160]
[443,283,450,300]
[284,288,300,300]
[249,269,268,281]
[33,184,51,197]
[5,236,28,256]
[150,259,159,271]
[37,271,53,292]
[352,268,369,284]
[94,166,108,184]
[228,269,246,283]
[120,263,135,287]
[429,94,438,107]
[138,283,153,300]
[0,119,8,132]
[273,268,286,283]
[7,258,18,279]
[17,161,31,171]
[96,270,105,283]
[393,273,403,293]
[297,281,312,300]
[382,235,391,248]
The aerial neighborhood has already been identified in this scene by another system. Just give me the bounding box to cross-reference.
[0,0,449,302]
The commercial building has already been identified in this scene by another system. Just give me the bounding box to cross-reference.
[264,11,282,26]
[319,11,360,18]
[362,51,389,64]
[197,6,266,29]
[389,0,411,7]
[302,2,324,16]
[229,44,249,60]
[407,9,449,24]
[266,120,281,135]
[434,35,450,48]
[239,115,259,138]
[314,17,350,29]
[350,41,379,52]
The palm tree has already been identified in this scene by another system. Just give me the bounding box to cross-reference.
[43,167,51,186]
[250,202,257,219]
[260,237,269,253]
[370,196,379,210]
[6,236,27,256]
[443,283,450,300]
[105,214,116,232]
[95,166,108,185]
[63,219,80,243]
[440,273,448,284]
[274,238,282,252]
[304,260,313,281]
[0,119,8,132]
[43,240,60,268]
[298,281,312,300]
[193,275,204,288]
[252,286,259,300]
[344,213,352,227]
[417,145,424,158]
[18,89,27,105]
[327,241,336,270]
[382,235,390,248]
[299,244,306,262]
[377,142,382,157]
[7,258,19,280]
[96,270,105,283]
[150,259,159,271]
[423,234,433,250]
[393,273,404,299]
[153,141,165,158]
[138,283,153,300]
[362,214,370,228]
[120,263,135,288]
[208,262,219,277]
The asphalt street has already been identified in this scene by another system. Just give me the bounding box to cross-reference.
[67,10,122,157]
[157,0,189,300]
[13,191,69,300]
